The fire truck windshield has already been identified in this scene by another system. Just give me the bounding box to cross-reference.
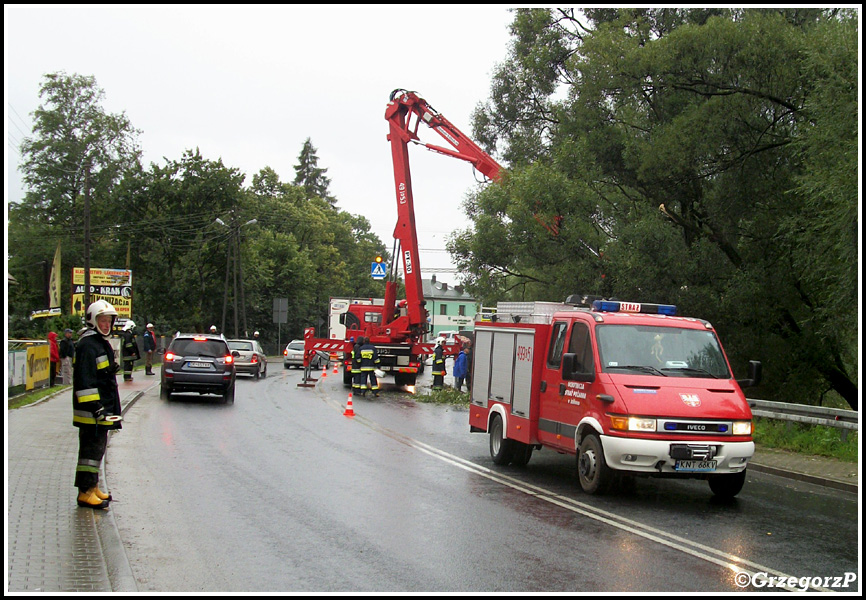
[596,325,731,379]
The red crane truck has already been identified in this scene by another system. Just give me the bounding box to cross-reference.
[469,297,762,498]
[302,89,498,386]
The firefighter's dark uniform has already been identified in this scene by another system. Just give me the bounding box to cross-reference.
[359,341,380,396]
[120,328,140,381]
[73,330,122,496]
[432,343,446,390]
[352,338,364,393]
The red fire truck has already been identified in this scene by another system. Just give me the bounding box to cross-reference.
[469,297,762,498]
[302,89,501,386]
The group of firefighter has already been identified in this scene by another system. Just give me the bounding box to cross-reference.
[349,336,451,396]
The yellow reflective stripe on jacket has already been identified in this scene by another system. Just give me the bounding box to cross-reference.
[73,410,115,427]
[75,388,100,404]
[73,410,97,425]
[96,354,110,370]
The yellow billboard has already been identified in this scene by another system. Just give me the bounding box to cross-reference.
[71,268,133,318]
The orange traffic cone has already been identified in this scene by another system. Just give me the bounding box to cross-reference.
[333,362,339,374]
[343,392,355,417]
[321,363,328,378]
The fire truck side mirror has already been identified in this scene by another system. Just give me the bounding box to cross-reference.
[736,360,762,389]
[561,353,595,383]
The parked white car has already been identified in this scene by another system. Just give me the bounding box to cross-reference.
[283,340,325,369]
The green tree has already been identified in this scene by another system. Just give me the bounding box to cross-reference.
[467,8,858,408]
[111,149,246,333]
[292,137,336,206]
[9,72,141,328]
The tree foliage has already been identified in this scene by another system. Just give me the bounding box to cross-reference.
[292,137,336,207]
[9,72,141,327]
[9,74,388,352]
[465,8,858,408]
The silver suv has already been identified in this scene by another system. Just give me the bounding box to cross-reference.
[160,333,239,402]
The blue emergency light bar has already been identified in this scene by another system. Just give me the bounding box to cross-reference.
[592,300,678,316]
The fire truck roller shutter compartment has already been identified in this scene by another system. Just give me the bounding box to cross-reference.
[472,327,535,419]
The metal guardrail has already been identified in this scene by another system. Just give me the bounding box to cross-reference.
[748,398,859,432]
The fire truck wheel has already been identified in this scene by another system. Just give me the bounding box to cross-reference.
[577,434,613,494]
[707,470,746,498]
[510,442,533,467]
[489,414,515,465]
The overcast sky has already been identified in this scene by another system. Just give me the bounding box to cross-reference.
[5,4,516,284]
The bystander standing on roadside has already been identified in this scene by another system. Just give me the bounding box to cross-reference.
[48,331,60,387]
[59,328,76,385]
[453,345,469,392]
[143,323,156,375]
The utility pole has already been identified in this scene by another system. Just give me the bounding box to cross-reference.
[84,165,91,309]
[215,216,257,338]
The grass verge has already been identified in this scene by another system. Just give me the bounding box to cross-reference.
[8,385,69,410]
[753,417,858,462]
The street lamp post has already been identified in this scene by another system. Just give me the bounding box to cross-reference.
[215,216,257,338]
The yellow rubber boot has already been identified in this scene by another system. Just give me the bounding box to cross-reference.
[93,487,112,501]
[77,488,109,509]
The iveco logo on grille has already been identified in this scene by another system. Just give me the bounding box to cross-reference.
[664,422,728,433]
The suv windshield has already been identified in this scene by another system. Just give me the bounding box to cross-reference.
[596,324,730,379]
[170,339,228,357]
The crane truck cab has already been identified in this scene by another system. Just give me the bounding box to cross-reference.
[469,298,761,498]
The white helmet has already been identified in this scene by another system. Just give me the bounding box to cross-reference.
[210,325,217,332]
[122,320,136,332]
[435,336,445,346]
[146,323,154,329]
[85,300,118,338]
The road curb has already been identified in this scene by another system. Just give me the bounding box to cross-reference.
[748,462,858,495]
[100,381,159,592]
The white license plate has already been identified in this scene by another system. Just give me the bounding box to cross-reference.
[188,361,210,368]
[675,460,717,472]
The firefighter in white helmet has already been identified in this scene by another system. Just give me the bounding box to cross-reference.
[431,337,447,390]
[210,325,218,333]
[73,300,123,509]
[120,320,140,382]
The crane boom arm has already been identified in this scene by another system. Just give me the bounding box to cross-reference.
[384,89,504,332]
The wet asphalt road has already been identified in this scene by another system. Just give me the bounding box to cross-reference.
[105,365,859,593]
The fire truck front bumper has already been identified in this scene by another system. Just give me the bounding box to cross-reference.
[600,435,754,475]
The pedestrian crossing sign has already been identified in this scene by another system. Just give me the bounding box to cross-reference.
[371,262,387,279]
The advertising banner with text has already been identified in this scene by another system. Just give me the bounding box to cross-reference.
[71,268,133,318]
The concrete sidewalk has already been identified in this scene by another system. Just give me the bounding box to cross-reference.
[6,379,858,592]
[6,377,157,592]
